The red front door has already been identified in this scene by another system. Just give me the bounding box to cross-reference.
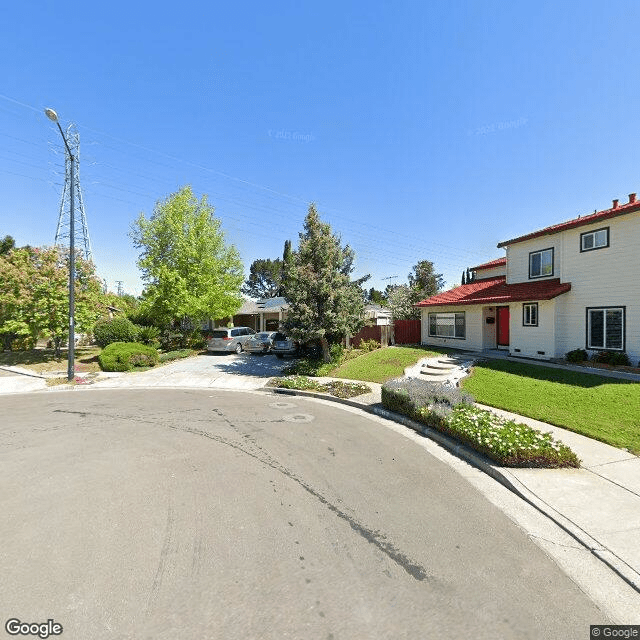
[497,306,510,347]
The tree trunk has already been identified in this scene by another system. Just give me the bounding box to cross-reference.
[320,336,331,363]
[53,336,62,360]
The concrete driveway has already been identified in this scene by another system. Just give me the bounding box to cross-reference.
[92,352,291,391]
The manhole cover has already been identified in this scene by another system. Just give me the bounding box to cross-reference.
[282,413,314,423]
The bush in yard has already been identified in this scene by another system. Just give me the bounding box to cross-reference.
[604,351,631,366]
[94,317,139,348]
[565,348,588,363]
[98,342,159,372]
[590,350,631,366]
[358,338,380,352]
[135,324,161,348]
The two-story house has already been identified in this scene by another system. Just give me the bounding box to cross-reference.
[416,193,640,365]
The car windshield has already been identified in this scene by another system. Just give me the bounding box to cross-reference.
[273,332,288,341]
[211,330,228,339]
[256,332,271,339]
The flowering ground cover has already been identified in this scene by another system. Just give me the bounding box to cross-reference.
[269,375,371,399]
[382,378,580,468]
[443,405,579,468]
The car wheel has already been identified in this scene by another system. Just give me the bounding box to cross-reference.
[235,343,243,354]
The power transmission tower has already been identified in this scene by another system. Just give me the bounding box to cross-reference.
[115,281,124,296]
[54,123,93,263]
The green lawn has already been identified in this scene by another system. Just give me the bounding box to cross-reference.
[461,359,640,454]
[0,347,102,374]
[329,345,448,383]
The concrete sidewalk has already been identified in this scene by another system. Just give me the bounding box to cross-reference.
[2,355,639,595]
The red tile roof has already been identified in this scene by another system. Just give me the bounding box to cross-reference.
[415,276,571,307]
[472,257,506,271]
[497,198,640,247]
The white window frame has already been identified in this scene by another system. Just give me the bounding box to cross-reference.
[523,303,538,327]
[580,227,609,252]
[529,248,554,279]
[586,307,625,351]
[428,312,466,339]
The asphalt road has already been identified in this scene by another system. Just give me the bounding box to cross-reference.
[0,389,609,639]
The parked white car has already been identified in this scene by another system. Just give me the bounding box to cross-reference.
[206,327,256,354]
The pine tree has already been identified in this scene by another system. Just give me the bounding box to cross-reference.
[284,204,364,361]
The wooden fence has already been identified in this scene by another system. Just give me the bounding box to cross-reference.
[393,319,421,344]
[349,325,393,347]
[348,319,421,347]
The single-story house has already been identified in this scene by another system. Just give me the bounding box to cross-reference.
[203,297,289,333]
[363,303,393,326]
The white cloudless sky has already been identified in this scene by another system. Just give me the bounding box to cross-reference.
[2,1,640,296]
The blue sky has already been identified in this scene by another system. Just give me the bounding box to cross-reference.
[2,1,640,296]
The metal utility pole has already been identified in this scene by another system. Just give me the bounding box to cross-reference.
[45,108,76,381]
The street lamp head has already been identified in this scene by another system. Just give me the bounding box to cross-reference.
[44,108,59,122]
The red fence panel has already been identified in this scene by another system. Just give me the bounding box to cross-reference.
[394,319,421,344]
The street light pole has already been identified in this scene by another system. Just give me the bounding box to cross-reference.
[45,108,75,382]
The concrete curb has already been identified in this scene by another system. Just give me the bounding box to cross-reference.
[267,385,640,595]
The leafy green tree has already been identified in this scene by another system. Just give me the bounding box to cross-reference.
[367,287,387,305]
[284,204,365,362]
[0,235,16,255]
[387,260,444,320]
[242,258,283,299]
[386,284,420,320]
[0,247,34,349]
[0,246,103,354]
[408,260,444,299]
[30,247,104,356]
[130,186,244,327]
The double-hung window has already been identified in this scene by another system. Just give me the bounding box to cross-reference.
[428,312,465,339]
[580,227,609,252]
[587,307,624,350]
[529,248,554,278]
[523,303,538,326]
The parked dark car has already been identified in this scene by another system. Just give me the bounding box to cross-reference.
[271,332,322,359]
[243,331,277,354]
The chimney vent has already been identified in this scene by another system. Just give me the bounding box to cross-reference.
[629,193,637,204]
[612,199,619,209]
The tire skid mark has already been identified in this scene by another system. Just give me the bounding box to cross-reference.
[146,501,176,615]
[168,424,433,584]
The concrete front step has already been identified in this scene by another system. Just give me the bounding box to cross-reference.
[419,368,452,377]
[422,362,457,371]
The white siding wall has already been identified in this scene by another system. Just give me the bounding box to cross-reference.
[509,300,556,359]
[420,306,483,351]
[475,264,506,279]
[506,237,562,284]
[554,213,640,363]
[504,211,640,364]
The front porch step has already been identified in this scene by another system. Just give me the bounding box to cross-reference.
[422,362,456,371]
[419,368,452,377]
